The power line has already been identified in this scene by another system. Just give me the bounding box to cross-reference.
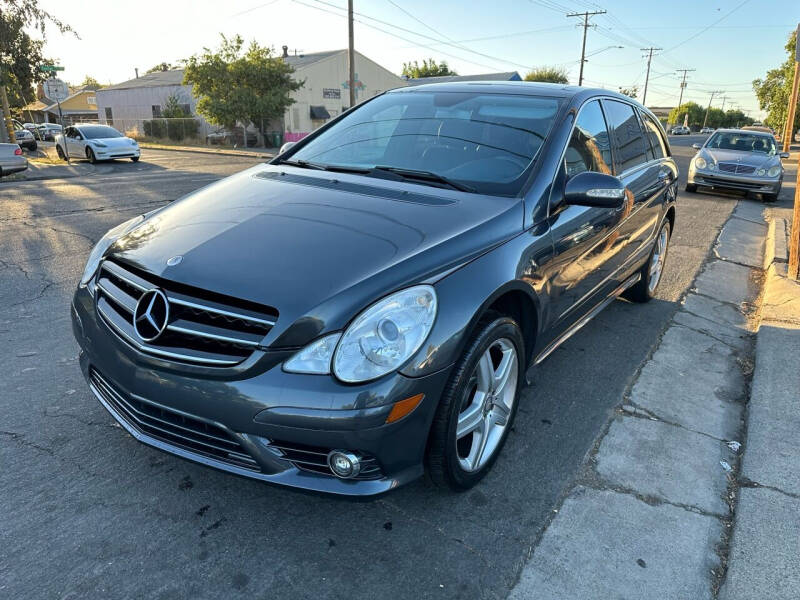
[663,0,752,54]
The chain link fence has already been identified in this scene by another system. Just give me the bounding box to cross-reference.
[106,118,282,149]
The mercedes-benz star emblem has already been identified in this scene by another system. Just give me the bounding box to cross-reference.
[133,289,170,342]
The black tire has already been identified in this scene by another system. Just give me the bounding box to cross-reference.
[56,145,66,160]
[86,147,97,164]
[762,185,780,202]
[624,220,671,303]
[685,183,697,193]
[25,142,37,151]
[131,156,140,162]
[427,313,525,491]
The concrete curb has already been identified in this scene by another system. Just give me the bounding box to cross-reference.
[137,143,275,160]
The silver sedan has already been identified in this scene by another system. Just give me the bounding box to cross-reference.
[686,128,789,201]
[0,143,28,177]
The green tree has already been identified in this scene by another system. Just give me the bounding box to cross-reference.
[0,1,74,140]
[618,85,638,98]
[401,59,457,78]
[524,67,568,84]
[162,93,188,118]
[753,30,798,136]
[147,62,174,73]
[79,75,103,89]
[668,101,705,128]
[184,35,302,145]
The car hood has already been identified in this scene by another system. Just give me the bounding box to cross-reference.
[110,165,522,346]
[704,148,778,168]
[92,137,136,149]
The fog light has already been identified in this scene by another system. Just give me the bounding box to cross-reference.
[327,450,361,478]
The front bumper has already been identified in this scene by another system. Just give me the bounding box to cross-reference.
[71,286,451,496]
[688,168,781,194]
[94,147,140,160]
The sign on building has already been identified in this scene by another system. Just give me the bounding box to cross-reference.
[323,88,341,99]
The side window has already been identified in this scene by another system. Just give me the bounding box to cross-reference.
[564,100,613,178]
[603,100,648,172]
[641,112,667,159]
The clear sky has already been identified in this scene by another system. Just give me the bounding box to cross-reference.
[33,0,800,119]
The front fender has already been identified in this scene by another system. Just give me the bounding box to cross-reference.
[400,223,553,378]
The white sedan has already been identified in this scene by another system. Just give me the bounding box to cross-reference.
[56,124,140,163]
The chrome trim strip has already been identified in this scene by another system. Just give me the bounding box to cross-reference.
[166,296,276,327]
[166,324,260,347]
[535,273,641,365]
[101,262,147,291]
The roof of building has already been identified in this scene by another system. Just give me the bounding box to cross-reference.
[283,49,344,69]
[405,71,521,86]
[22,99,50,112]
[101,69,186,91]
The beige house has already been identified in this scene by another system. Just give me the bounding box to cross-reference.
[23,88,100,125]
[281,48,407,142]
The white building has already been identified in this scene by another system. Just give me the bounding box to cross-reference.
[95,49,406,146]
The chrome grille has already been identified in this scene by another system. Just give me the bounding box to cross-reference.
[94,259,278,367]
[718,162,756,174]
[269,440,383,480]
[89,369,260,471]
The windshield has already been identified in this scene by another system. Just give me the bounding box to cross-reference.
[79,125,123,139]
[706,132,776,155]
[289,91,562,196]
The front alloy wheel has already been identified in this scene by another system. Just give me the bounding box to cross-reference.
[625,220,671,302]
[427,314,524,490]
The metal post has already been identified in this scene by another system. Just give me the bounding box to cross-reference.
[640,47,661,106]
[348,0,355,108]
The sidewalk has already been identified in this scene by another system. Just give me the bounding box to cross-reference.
[720,216,800,599]
[136,141,276,159]
[509,200,775,598]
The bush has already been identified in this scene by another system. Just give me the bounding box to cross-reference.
[143,118,199,141]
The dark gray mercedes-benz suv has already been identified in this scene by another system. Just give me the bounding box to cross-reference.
[71,82,677,496]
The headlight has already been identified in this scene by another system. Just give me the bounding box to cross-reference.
[694,156,707,170]
[333,286,437,382]
[92,140,107,148]
[283,333,341,374]
[767,165,781,178]
[80,215,145,285]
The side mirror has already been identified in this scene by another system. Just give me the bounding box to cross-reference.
[279,141,296,154]
[564,171,626,208]
[692,143,702,149]
[779,152,790,159]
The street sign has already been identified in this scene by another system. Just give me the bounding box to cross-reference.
[43,78,69,102]
[39,65,65,72]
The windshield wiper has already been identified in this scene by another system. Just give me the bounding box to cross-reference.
[371,166,476,193]
[276,159,371,174]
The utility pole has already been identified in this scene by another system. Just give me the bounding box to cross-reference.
[720,95,730,112]
[567,9,606,86]
[1,85,14,144]
[702,90,723,129]
[640,47,661,106]
[788,23,800,280]
[347,0,355,109]
[676,68,695,110]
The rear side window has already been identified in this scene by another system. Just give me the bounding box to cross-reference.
[641,112,668,159]
[564,100,613,178]
[603,100,648,172]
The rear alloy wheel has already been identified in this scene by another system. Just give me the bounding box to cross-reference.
[624,220,671,303]
[427,314,524,490]
[86,147,97,164]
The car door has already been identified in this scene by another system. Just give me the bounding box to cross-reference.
[546,99,628,335]
[70,128,86,158]
[600,100,666,276]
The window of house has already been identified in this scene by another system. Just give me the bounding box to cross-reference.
[152,105,162,118]
[105,107,113,125]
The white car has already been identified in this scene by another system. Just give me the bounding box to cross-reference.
[56,124,140,163]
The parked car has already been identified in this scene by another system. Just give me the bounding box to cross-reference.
[36,123,63,141]
[699,127,714,134]
[206,128,258,147]
[56,124,140,163]
[0,143,28,177]
[686,128,788,201]
[670,126,690,135]
[71,83,678,496]
[7,119,37,151]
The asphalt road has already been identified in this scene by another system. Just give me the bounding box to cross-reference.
[1,141,788,599]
